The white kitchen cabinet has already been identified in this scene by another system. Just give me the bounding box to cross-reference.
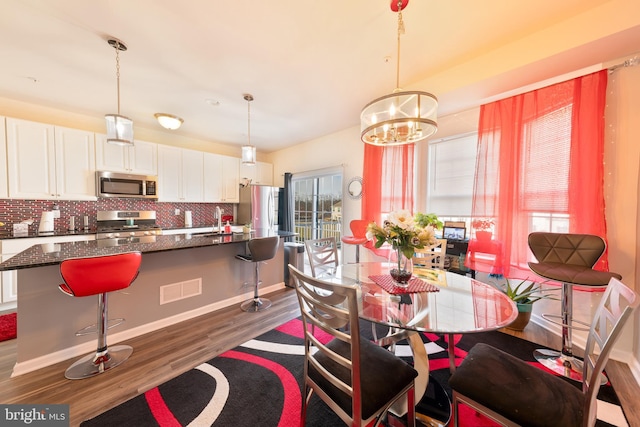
[0,234,96,310]
[6,118,96,200]
[157,145,204,202]
[240,161,273,185]
[204,153,239,203]
[95,135,158,175]
[0,117,8,198]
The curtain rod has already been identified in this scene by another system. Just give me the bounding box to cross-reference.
[608,55,640,73]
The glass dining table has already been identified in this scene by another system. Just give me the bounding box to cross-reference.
[318,262,517,425]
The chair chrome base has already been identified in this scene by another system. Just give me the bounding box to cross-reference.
[241,297,272,312]
[65,345,133,380]
[534,348,607,384]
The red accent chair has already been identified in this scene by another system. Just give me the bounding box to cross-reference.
[341,220,369,263]
[58,252,142,379]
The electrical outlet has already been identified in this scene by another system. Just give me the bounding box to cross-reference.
[175,208,180,215]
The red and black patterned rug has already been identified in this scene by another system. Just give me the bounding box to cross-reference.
[0,312,17,343]
[81,318,627,426]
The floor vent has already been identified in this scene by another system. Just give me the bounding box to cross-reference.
[160,278,202,305]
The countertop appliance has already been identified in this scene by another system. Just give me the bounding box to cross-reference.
[96,210,162,247]
[96,171,158,199]
[237,184,281,231]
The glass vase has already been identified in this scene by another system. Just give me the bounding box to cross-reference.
[388,246,413,287]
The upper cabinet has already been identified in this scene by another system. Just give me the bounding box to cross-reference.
[240,161,273,185]
[0,117,8,198]
[95,135,158,175]
[204,153,240,203]
[6,118,96,200]
[157,145,204,202]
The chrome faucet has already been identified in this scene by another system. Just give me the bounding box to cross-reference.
[215,206,222,233]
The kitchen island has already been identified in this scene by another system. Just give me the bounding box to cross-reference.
[0,229,295,376]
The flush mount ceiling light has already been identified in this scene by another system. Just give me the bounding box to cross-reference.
[105,38,134,146]
[360,0,438,146]
[241,93,256,166]
[154,113,184,130]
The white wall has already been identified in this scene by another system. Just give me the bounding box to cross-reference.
[604,63,640,371]
[270,126,364,262]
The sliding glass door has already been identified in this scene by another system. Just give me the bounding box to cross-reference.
[292,171,342,244]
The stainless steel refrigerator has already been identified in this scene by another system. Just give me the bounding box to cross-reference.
[237,184,281,231]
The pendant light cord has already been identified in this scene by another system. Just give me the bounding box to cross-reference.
[395,0,405,90]
[116,43,120,115]
[244,93,254,145]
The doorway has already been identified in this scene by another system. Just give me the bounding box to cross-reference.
[292,171,342,246]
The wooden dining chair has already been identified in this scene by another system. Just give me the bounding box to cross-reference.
[304,236,339,277]
[449,277,638,427]
[412,238,447,270]
[288,264,418,427]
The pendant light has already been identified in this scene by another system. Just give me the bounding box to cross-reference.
[360,0,437,146]
[105,38,134,146]
[241,94,256,166]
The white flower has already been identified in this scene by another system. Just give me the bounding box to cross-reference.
[387,210,414,230]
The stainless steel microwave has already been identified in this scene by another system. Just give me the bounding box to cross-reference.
[96,171,158,199]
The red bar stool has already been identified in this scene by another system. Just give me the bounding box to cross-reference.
[341,219,369,263]
[235,236,280,312]
[58,252,142,379]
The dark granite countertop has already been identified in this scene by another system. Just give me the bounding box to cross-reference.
[0,229,296,271]
[0,229,97,240]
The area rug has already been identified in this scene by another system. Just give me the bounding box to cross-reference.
[82,318,627,427]
[0,312,17,342]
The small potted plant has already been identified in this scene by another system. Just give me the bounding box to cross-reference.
[471,218,494,241]
[495,278,558,331]
[414,213,443,230]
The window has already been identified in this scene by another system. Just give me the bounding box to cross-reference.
[426,132,477,232]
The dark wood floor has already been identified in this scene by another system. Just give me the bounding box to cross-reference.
[0,288,638,427]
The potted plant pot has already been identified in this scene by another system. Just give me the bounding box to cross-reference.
[506,303,533,331]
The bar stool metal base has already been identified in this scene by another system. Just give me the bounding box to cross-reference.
[241,297,272,312]
[534,348,607,384]
[65,345,133,380]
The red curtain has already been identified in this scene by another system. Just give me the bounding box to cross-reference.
[362,143,415,256]
[467,70,610,277]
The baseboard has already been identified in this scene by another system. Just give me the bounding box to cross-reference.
[11,282,286,377]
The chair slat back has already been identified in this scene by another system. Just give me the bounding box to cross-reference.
[305,237,339,277]
[288,264,363,421]
[582,277,639,426]
[412,239,447,270]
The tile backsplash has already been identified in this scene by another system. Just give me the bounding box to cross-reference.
[0,199,234,234]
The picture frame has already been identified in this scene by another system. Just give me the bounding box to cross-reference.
[443,226,466,240]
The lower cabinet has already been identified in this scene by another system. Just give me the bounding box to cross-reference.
[0,234,96,310]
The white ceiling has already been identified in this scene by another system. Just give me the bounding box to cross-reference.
[1,0,639,153]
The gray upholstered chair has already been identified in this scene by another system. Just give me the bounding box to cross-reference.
[235,236,279,312]
[527,232,621,380]
[304,236,339,277]
[288,265,418,427]
[449,277,638,427]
